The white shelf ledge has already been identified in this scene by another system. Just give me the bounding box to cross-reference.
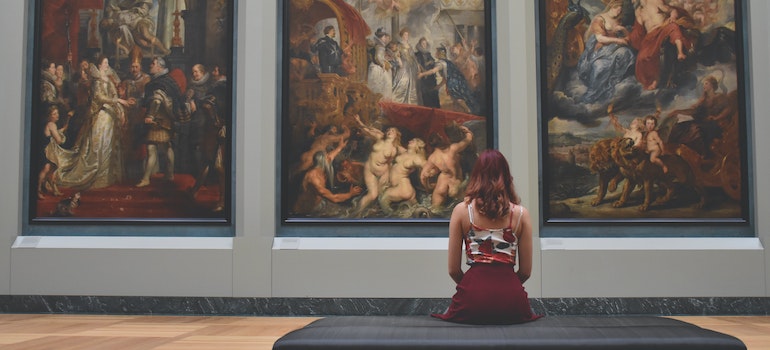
[273,237,448,250]
[12,236,233,250]
[541,237,764,251]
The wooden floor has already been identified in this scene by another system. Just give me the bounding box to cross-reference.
[0,314,767,350]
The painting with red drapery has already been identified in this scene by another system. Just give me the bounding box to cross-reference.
[26,0,237,236]
[280,0,495,224]
[40,0,104,69]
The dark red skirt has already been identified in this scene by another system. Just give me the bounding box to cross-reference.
[432,263,542,325]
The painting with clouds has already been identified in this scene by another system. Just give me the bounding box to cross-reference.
[538,0,750,228]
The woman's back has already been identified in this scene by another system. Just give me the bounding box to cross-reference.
[432,149,540,325]
[465,201,522,266]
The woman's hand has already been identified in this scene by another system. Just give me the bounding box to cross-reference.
[117,97,136,107]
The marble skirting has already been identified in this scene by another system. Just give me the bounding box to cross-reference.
[1,296,769,316]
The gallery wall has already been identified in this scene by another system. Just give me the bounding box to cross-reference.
[0,1,767,300]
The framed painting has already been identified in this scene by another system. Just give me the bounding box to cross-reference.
[278,0,496,233]
[25,0,236,236]
[537,0,752,236]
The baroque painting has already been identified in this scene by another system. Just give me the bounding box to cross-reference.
[281,0,493,223]
[539,0,749,223]
[29,0,234,225]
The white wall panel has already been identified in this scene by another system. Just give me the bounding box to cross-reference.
[0,0,765,299]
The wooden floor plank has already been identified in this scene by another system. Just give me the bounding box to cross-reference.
[0,334,49,345]
[156,335,284,350]
[0,314,766,350]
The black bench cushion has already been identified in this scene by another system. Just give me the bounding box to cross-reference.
[273,315,746,350]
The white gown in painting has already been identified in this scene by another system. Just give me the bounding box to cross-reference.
[47,63,125,190]
[391,40,420,105]
[367,41,393,101]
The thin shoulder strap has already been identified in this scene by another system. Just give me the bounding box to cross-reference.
[512,205,524,233]
[467,203,475,225]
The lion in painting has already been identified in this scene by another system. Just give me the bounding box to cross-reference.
[589,137,630,206]
[589,137,705,211]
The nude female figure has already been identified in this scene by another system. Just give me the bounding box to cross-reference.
[354,114,405,214]
[420,125,473,211]
[379,138,427,214]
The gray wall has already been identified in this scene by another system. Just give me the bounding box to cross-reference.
[0,1,767,299]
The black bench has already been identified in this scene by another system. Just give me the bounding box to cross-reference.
[273,315,746,349]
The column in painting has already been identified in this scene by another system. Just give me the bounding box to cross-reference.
[167,0,189,71]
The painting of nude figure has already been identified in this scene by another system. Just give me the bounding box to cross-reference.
[27,0,235,233]
[281,0,494,224]
[538,0,750,229]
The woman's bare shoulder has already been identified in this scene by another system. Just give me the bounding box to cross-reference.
[453,200,469,212]
[451,200,471,218]
[593,14,607,26]
[512,202,531,218]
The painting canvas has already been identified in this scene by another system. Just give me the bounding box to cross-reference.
[280,0,494,224]
[28,0,234,227]
[538,0,750,226]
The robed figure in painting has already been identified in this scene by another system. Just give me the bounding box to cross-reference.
[46,56,131,191]
[283,0,490,221]
[32,0,234,221]
[576,0,635,103]
[542,0,745,220]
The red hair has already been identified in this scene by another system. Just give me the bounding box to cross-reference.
[464,149,519,219]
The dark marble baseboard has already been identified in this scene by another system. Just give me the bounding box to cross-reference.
[1,296,768,316]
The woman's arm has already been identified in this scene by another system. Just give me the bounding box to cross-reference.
[447,202,468,284]
[516,206,533,284]
[91,80,113,106]
[92,80,131,108]
[354,114,383,139]
[591,17,628,45]
[418,65,440,78]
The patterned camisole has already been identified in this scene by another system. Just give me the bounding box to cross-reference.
[465,203,523,266]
